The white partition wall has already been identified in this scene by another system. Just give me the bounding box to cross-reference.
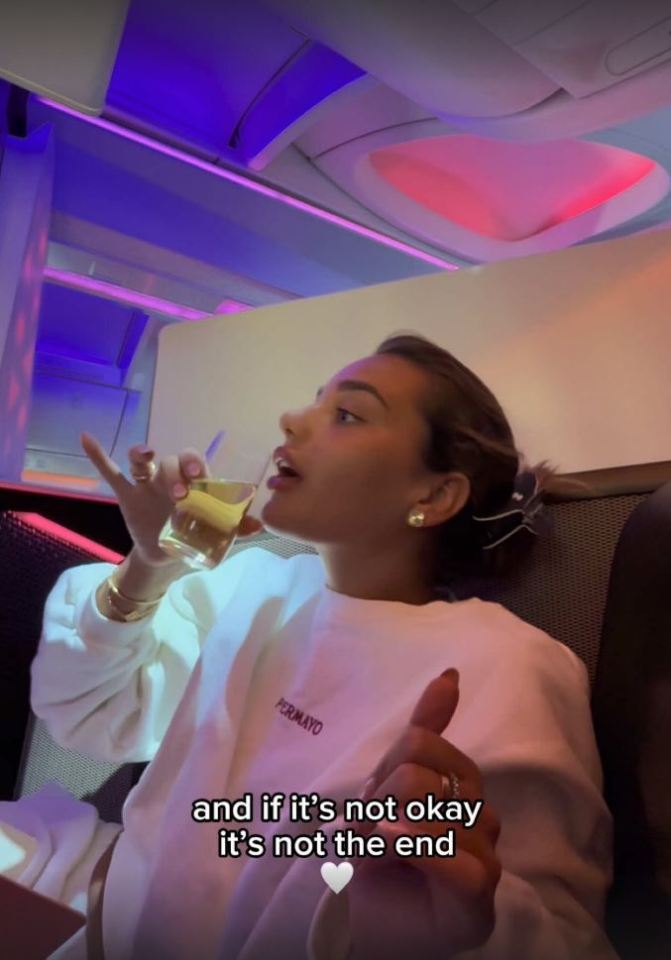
[0,126,54,482]
[150,228,671,515]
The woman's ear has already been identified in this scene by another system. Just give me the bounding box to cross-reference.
[419,472,471,527]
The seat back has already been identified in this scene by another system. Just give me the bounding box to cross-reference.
[0,509,139,821]
[448,491,650,684]
[592,480,671,959]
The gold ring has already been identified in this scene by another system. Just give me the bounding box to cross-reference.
[441,772,460,800]
[131,459,157,483]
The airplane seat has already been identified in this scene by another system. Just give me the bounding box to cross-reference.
[592,479,671,959]
[0,510,141,823]
[5,464,671,958]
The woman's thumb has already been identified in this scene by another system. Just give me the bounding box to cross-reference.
[409,669,460,735]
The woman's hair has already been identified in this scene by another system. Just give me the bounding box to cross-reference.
[374,332,587,591]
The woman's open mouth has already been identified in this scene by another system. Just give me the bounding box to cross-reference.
[267,474,302,490]
[267,463,302,491]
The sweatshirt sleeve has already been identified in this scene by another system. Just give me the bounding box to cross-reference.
[308,623,619,960]
[30,546,267,765]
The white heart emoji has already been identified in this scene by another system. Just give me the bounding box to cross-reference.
[320,861,353,894]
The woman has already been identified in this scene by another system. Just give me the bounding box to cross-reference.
[9,333,616,959]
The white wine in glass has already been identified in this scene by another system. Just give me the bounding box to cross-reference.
[158,437,270,570]
[158,451,270,570]
[158,478,258,570]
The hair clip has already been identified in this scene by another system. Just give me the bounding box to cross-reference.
[472,471,546,551]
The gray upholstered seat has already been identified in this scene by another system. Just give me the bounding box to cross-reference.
[592,480,671,958]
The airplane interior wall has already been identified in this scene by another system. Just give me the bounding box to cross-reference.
[150,226,671,518]
[0,124,53,482]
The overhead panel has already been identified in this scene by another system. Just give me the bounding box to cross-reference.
[267,0,671,144]
[453,1,587,41]
[467,0,671,97]
[296,82,433,160]
[106,0,305,152]
[229,43,364,169]
[0,0,130,114]
[106,0,364,167]
[261,0,558,117]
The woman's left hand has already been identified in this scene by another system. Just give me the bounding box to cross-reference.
[349,669,502,959]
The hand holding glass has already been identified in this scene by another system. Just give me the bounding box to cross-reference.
[158,434,270,570]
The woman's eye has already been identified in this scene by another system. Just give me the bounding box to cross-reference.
[336,407,360,423]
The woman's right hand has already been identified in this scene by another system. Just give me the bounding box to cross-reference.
[80,432,265,568]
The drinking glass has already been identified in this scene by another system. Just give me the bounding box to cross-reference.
[158,435,270,570]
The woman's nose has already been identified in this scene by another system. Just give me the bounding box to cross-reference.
[280,401,314,437]
[279,408,302,436]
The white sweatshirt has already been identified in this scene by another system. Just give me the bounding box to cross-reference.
[27,546,617,960]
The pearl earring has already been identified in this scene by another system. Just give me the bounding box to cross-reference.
[407,509,425,527]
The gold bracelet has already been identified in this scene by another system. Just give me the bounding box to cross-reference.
[96,580,131,624]
[102,573,163,623]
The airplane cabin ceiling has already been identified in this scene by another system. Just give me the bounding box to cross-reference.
[94,0,671,264]
[3,0,671,276]
[2,0,671,492]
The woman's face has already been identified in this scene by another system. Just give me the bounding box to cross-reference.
[261,353,452,546]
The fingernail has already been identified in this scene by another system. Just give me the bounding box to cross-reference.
[173,483,187,499]
[139,446,154,457]
[186,463,201,477]
[441,668,459,683]
[359,777,376,802]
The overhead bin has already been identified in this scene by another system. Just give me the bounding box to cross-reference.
[457,0,671,98]
[105,0,364,168]
[265,0,671,136]
[262,0,558,118]
[0,0,131,115]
